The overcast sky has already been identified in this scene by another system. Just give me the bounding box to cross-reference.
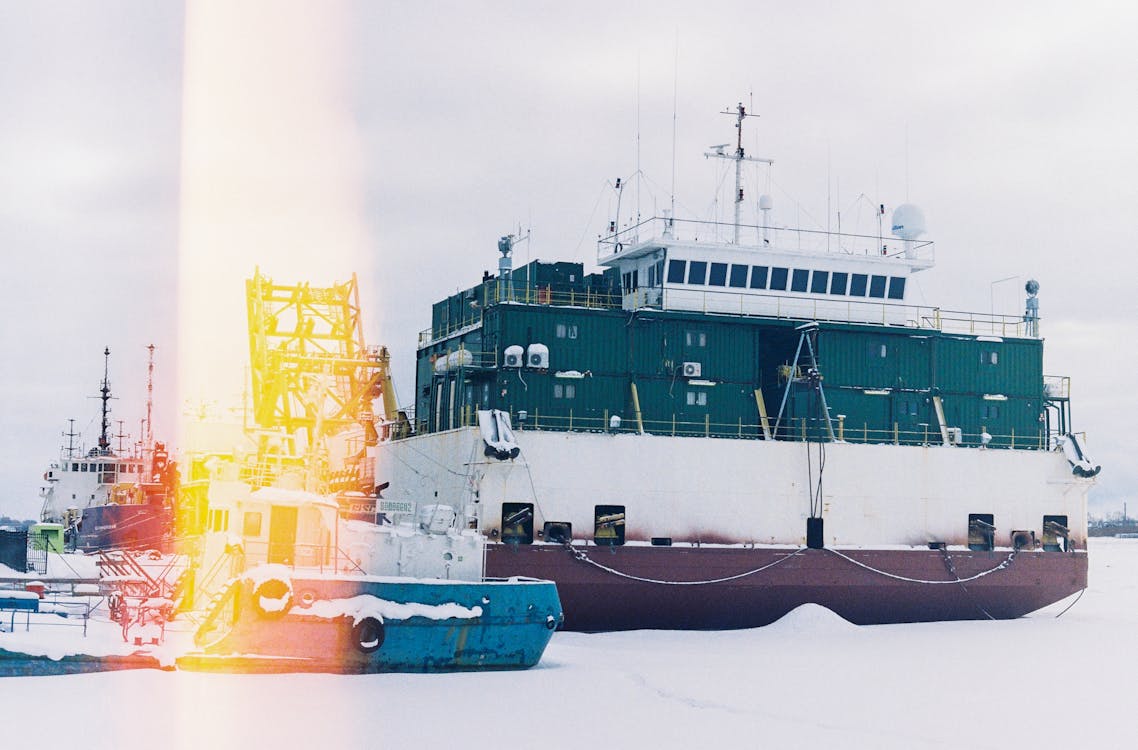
[1,1,1135,520]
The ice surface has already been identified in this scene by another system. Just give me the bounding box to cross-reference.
[0,538,1134,750]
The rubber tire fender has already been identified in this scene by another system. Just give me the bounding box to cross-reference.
[352,616,385,654]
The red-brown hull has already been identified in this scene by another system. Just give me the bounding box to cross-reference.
[486,543,1087,631]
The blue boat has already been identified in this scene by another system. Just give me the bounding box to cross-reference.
[177,484,563,674]
[180,570,561,673]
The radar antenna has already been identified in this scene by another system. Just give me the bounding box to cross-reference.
[705,102,773,244]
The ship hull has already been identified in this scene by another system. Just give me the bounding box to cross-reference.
[486,543,1087,630]
[377,427,1093,631]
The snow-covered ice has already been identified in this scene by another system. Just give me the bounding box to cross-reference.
[0,538,1134,750]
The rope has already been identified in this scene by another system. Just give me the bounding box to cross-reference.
[1053,587,1086,618]
[566,544,806,586]
[825,547,1016,585]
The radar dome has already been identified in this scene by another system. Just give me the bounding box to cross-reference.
[890,204,927,240]
[1025,279,1040,295]
[758,194,773,211]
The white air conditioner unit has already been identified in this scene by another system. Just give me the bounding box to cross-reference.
[682,361,702,378]
[947,426,963,445]
[527,343,549,369]
[503,345,524,368]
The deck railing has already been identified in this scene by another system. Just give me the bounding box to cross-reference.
[445,408,1054,451]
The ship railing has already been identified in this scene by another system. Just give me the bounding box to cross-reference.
[421,284,624,346]
[596,216,936,266]
[1044,375,1071,400]
[623,286,1032,338]
[475,409,1049,450]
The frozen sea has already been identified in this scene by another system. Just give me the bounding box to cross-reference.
[1,538,1134,749]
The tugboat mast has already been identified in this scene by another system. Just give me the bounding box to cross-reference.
[98,346,112,453]
[705,102,773,244]
[145,343,155,449]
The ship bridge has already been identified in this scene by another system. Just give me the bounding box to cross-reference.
[597,216,935,326]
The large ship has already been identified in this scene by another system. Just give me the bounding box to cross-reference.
[376,104,1099,631]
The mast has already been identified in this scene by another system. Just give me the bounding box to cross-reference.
[98,346,111,453]
[145,343,155,449]
[705,102,773,244]
[62,418,79,459]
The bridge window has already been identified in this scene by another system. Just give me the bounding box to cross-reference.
[687,261,708,285]
[849,274,868,296]
[830,272,848,295]
[770,267,789,291]
[729,264,749,288]
[750,266,768,289]
[791,269,809,292]
[709,263,728,286]
[667,259,687,283]
[869,275,887,298]
[888,276,906,300]
[810,270,829,293]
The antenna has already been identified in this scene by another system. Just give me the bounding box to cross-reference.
[114,420,127,453]
[62,418,79,459]
[670,30,678,221]
[705,102,772,244]
[145,344,155,449]
[98,347,112,453]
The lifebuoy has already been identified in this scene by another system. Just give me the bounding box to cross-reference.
[252,577,292,619]
[352,617,385,654]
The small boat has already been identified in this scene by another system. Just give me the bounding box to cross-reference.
[176,473,562,674]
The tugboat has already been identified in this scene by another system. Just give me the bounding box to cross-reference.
[176,271,561,673]
[38,346,176,552]
[377,103,1098,631]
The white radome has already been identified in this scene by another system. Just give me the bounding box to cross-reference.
[891,203,927,240]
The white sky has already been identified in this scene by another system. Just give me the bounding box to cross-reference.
[1,0,1136,520]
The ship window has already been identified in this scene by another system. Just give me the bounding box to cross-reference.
[750,266,768,289]
[980,404,1000,419]
[685,331,706,347]
[898,398,919,416]
[687,261,708,285]
[887,276,906,300]
[830,272,848,295]
[770,267,789,291]
[868,342,888,359]
[729,264,749,288]
[869,275,887,298]
[243,512,263,537]
[594,505,626,546]
[209,509,230,533]
[968,513,995,552]
[685,390,708,406]
[981,350,998,365]
[72,463,79,472]
[647,265,655,287]
[501,503,534,545]
[849,274,868,296]
[555,323,578,339]
[708,263,728,286]
[667,259,687,284]
[553,383,576,399]
[556,323,566,338]
[791,269,809,292]
[1042,514,1069,552]
[810,270,829,294]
